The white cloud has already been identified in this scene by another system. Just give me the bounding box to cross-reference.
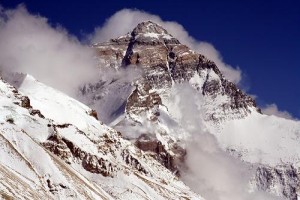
[0,5,99,97]
[90,9,241,83]
[262,103,295,120]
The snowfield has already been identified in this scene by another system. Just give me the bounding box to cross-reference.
[0,75,204,200]
[215,109,300,166]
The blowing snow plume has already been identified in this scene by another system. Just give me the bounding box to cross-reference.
[168,84,283,200]
[0,5,99,97]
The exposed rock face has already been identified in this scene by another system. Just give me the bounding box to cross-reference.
[126,82,162,121]
[255,165,300,200]
[43,132,73,163]
[135,134,186,176]
[30,109,45,118]
[88,109,98,120]
[21,96,31,109]
[43,124,154,178]
[121,149,148,175]
[43,126,119,178]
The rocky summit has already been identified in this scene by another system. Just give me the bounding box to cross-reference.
[89,21,261,175]
[93,21,258,120]
[1,21,300,200]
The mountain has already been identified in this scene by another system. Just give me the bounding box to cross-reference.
[1,21,300,200]
[86,21,259,177]
[84,21,300,199]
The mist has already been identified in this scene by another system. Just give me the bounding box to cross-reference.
[78,65,143,124]
[167,84,283,200]
[0,5,99,97]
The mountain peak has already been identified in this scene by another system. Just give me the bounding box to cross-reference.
[132,21,168,35]
[125,21,180,44]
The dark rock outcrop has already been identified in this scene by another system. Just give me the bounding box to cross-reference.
[135,134,185,176]
[88,109,99,120]
[255,165,299,200]
[21,96,31,109]
[43,127,116,177]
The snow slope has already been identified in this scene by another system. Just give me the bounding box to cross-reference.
[213,109,300,166]
[0,75,203,199]
[18,74,111,137]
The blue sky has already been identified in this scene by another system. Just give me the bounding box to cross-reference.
[2,0,300,118]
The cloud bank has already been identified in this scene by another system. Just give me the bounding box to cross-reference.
[0,5,99,97]
[90,9,242,83]
[262,103,295,120]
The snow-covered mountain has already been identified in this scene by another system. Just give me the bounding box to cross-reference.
[1,21,300,200]
[84,21,300,199]
[0,74,203,199]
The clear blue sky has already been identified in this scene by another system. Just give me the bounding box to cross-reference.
[2,0,300,118]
